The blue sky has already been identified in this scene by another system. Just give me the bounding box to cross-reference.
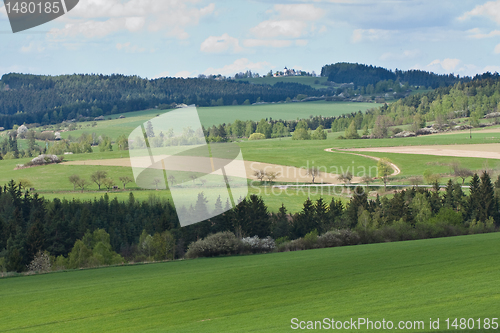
[1,0,500,78]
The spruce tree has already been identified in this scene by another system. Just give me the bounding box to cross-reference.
[479,171,496,222]
[467,173,481,220]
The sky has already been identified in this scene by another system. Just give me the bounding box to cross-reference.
[1,0,500,79]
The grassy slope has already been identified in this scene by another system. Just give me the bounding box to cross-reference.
[4,130,500,210]
[2,233,499,332]
[57,101,378,142]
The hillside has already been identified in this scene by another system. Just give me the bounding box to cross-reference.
[321,62,469,88]
[0,73,322,129]
[2,233,499,332]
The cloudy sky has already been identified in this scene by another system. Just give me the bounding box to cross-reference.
[1,0,500,78]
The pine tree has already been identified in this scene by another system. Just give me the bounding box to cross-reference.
[271,204,290,239]
[479,171,497,222]
[467,173,481,221]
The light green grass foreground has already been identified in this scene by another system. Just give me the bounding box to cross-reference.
[2,233,499,332]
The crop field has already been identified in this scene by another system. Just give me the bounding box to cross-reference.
[6,107,500,212]
[2,232,499,332]
[57,101,377,141]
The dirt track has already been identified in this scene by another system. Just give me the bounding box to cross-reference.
[63,159,351,184]
[343,143,500,159]
[325,148,401,176]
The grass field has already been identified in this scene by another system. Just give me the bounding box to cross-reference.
[54,101,378,141]
[2,232,499,332]
[239,134,499,177]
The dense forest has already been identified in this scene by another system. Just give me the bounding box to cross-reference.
[321,62,470,88]
[0,73,322,129]
[1,174,499,272]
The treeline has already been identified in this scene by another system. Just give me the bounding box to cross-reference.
[1,172,500,272]
[202,112,372,142]
[0,73,322,129]
[321,62,469,88]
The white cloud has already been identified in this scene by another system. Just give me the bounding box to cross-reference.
[495,43,500,54]
[50,19,124,38]
[49,0,215,39]
[116,42,146,53]
[380,49,421,61]
[20,42,45,54]
[203,58,272,76]
[174,71,196,78]
[249,3,323,44]
[200,34,243,53]
[483,65,500,73]
[427,58,461,72]
[0,3,6,18]
[271,4,324,21]
[243,39,292,48]
[459,1,500,24]
[467,28,500,39]
[251,20,308,39]
[352,29,393,43]
[152,71,170,79]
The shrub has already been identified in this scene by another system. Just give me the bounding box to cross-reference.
[303,230,318,249]
[27,251,52,273]
[186,232,242,258]
[277,238,306,252]
[3,152,15,160]
[317,231,345,248]
[249,133,266,141]
[468,218,496,234]
[31,154,60,165]
[291,128,310,140]
[241,236,276,253]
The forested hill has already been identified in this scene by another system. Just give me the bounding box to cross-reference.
[376,74,500,128]
[321,62,471,88]
[0,73,321,129]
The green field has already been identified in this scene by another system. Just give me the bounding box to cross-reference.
[239,134,500,177]
[235,75,329,89]
[2,233,499,332]
[56,101,378,141]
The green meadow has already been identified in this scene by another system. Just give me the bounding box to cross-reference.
[56,101,377,141]
[2,233,499,332]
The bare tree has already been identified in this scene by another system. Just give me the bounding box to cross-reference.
[453,167,473,185]
[408,176,424,187]
[167,175,176,186]
[18,178,33,192]
[338,171,353,186]
[118,176,133,190]
[266,171,280,185]
[253,169,266,182]
[69,174,81,191]
[102,178,115,192]
[361,175,372,187]
[90,170,108,190]
[76,178,89,193]
[307,167,322,183]
[152,178,162,190]
[190,174,197,183]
